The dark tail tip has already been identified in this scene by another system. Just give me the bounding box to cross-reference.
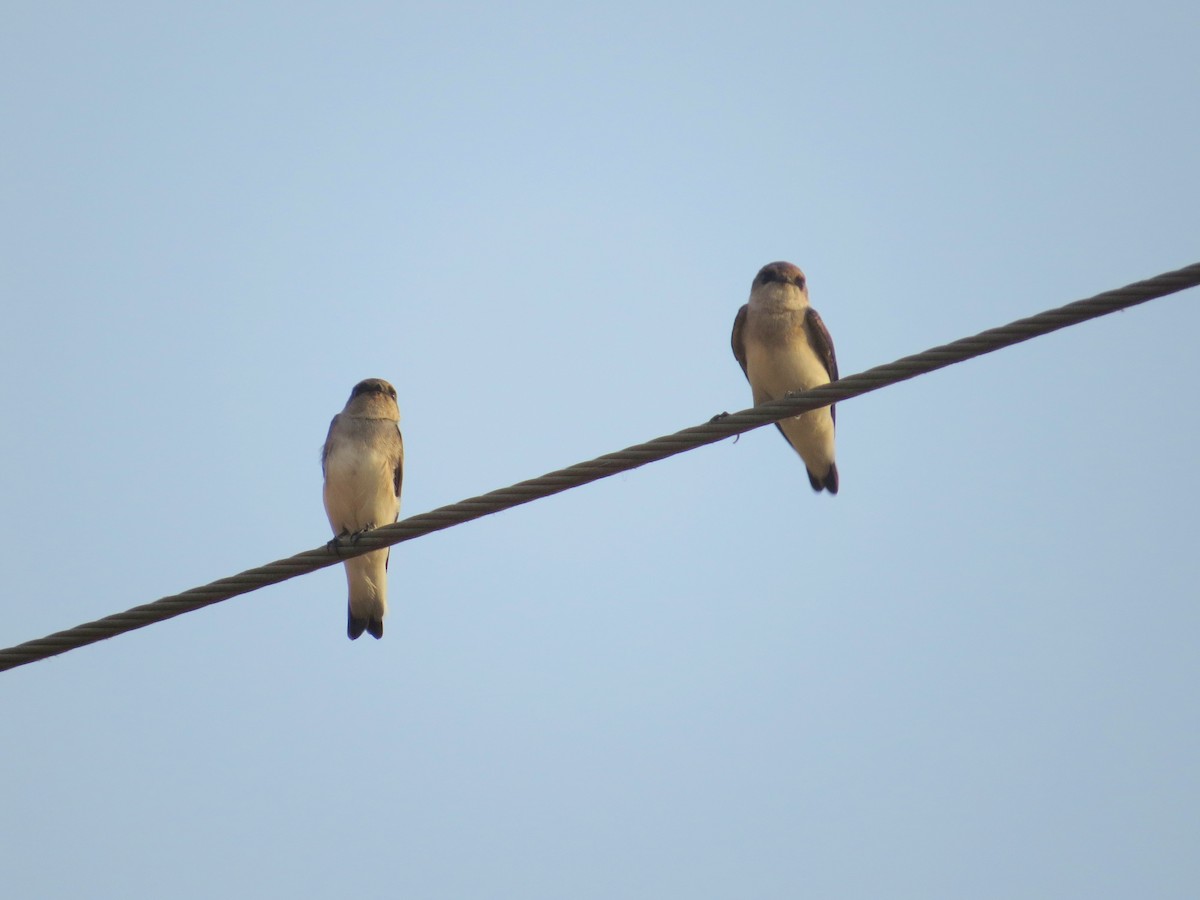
[367,618,384,640]
[807,464,839,495]
[347,611,367,640]
[825,463,839,495]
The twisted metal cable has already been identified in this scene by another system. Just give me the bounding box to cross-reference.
[3,261,1198,672]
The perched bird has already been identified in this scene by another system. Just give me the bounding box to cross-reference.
[731,261,840,493]
[321,378,405,639]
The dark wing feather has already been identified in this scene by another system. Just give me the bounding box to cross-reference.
[320,414,340,476]
[386,428,404,573]
[805,307,839,424]
[730,304,749,376]
[393,430,404,498]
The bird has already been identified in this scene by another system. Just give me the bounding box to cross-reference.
[321,378,405,639]
[731,261,840,493]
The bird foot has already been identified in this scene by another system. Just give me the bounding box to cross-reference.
[327,528,350,557]
[709,411,740,443]
[349,524,375,545]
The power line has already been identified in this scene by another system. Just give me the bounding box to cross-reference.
[3,262,1198,673]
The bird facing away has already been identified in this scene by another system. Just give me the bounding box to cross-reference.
[731,261,840,493]
[322,378,405,639]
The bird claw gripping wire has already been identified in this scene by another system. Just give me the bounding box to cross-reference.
[327,528,353,557]
[709,411,740,442]
[349,525,375,545]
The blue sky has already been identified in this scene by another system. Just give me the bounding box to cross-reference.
[2,2,1198,897]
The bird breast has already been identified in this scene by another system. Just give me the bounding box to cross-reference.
[323,439,398,531]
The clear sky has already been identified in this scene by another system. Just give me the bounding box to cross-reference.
[2,2,1198,897]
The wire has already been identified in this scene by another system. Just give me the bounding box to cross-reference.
[3,261,1199,672]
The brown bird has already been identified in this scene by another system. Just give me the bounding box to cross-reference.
[321,378,405,639]
[731,262,839,493]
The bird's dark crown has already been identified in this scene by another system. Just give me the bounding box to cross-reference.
[350,378,397,400]
[753,261,806,291]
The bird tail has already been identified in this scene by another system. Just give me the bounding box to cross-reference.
[343,549,388,640]
[806,463,839,495]
[347,612,384,640]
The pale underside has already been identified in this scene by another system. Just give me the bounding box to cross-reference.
[322,428,401,624]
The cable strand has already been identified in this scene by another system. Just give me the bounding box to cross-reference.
[2,261,1198,672]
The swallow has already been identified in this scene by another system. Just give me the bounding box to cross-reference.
[731,261,839,493]
[322,378,404,638]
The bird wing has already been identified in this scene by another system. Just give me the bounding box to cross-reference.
[730,304,749,376]
[393,430,404,499]
[805,307,838,425]
[320,414,340,476]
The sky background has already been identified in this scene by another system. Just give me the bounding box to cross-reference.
[2,2,1199,897]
